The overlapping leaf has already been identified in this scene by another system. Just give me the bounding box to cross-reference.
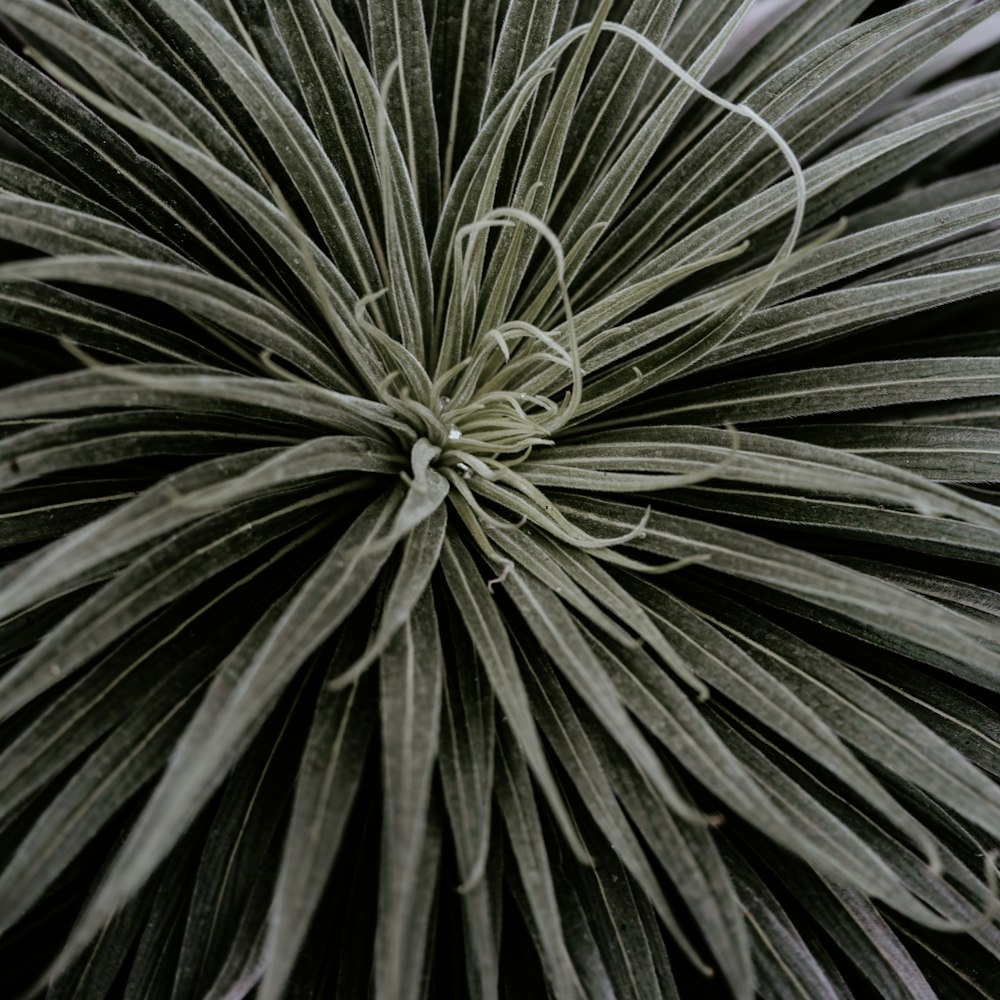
[0,1,999,998]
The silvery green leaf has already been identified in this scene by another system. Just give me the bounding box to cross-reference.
[494,724,581,1000]
[375,588,444,1000]
[258,631,378,1000]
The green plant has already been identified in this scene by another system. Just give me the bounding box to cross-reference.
[1,0,1000,996]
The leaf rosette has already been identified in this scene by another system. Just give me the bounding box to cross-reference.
[0,1,1000,998]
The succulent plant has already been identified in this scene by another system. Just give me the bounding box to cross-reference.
[2,1,1000,997]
